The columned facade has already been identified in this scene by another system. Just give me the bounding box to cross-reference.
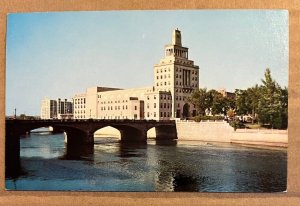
[153,29,199,119]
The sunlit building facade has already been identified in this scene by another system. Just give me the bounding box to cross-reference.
[73,29,199,120]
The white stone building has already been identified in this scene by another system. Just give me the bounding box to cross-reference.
[73,29,199,120]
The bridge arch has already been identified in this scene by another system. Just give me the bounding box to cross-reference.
[90,124,147,142]
[147,127,156,139]
[94,126,121,139]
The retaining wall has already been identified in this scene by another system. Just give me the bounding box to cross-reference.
[176,121,288,147]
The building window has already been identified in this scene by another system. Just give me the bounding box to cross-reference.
[154,95,156,99]
[160,112,163,117]
[135,106,137,110]
[164,103,166,108]
[147,103,149,109]
[160,103,163,108]
[154,103,156,108]
[147,112,149,117]
[164,112,166,117]
[154,112,156,117]
[178,103,180,107]
[164,82,167,85]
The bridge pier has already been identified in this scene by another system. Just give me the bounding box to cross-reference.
[155,125,178,140]
[119,128,147,143]
[5,132,21,178]
[64,129,94,145]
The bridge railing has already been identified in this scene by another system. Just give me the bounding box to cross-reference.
[6,119,176,124]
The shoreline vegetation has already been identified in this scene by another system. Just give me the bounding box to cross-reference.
[188,68,288,131]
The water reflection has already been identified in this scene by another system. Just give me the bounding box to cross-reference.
[61,143,94,161]
[118,142,147,158]
[5,133,287,192]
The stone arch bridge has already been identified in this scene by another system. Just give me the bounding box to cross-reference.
[5,119,177,175]
[6,119,177,144]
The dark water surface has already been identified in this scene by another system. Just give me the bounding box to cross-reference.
[5,133,287,192]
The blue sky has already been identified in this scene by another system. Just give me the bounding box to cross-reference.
[6,10,288,116]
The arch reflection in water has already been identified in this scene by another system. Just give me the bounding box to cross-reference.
[61,143,94,161]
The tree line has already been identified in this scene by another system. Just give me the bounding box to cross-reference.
[188,68,288,129]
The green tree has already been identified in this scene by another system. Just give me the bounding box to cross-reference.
[188,88,210,116]
[257,68,287,129]
[209,90,226,115]
[235,89,251,116]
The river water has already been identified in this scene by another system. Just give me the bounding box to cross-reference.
[5,133,287,192]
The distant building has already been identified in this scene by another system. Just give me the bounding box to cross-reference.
[40,97,73,119]
[217,89,235,99]
[72,29,199,120]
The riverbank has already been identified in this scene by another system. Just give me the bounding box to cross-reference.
[176,121,288,148]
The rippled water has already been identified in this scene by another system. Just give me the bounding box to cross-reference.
[5,133,287,192]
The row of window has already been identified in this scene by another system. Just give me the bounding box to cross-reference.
[74,110,86,114]
[74,115,86,119]
[175,81,196,87]
[100,100,129,104]
[74,98,86,104]
[156,74,171,79]
[176,88,194,93]
[146,112,170,118]
[175,60,193,66]
[176,74,197,81]
[160,103,171,109]
[101,105,138,111]
[175,96,187,101]
[74,105,85,109]
[101,105,128,111]
[156,67,171,73]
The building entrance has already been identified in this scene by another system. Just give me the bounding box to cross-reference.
[183,103,190,118]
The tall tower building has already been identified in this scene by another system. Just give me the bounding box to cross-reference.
[153,29,199,118]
